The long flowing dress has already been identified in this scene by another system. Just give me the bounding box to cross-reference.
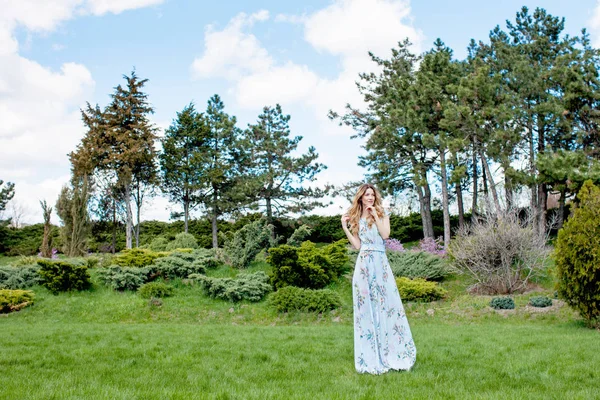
[353,214,417,374]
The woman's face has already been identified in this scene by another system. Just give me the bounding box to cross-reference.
[361,188,375,208]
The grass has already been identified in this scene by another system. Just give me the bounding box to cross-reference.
[1,256,599,399]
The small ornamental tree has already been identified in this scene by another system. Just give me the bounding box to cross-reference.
[555,180,600,327]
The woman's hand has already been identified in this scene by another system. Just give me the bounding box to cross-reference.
[341,214,350,229]
[365,206,377,219]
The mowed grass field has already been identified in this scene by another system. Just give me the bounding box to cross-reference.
[1,256,599,400]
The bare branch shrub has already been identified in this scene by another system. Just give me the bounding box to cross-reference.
[449,210,550,294]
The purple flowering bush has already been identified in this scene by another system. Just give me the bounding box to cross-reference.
[385,238,405,252]
[418,237,446,257]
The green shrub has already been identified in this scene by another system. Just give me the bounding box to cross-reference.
[192,271,272,302]
[388,251,448,281]
[96,266,150,291]
[82,256,99,268]
[113,248,165,268]
[112,248,164,268]
[10,255,40,267]
[166,232,198,251]
[0,289,35,313]
[395,277,447,302]
[555,180,600,327]
[0,265,42,289]
[267,286,342,313]
[223,218,278,269]
[287,225,312,247]
[37,260,91,294]
[148,237,170,252]
[529,296,553,308]
[490,297,515,310]
[151,252,206,279]
[268,241,348,290]
[138,282,174,299]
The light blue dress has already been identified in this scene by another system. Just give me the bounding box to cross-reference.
[353,213,417,374]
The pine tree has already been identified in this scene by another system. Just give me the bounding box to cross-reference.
[40,200,53,258]
[159,103,210,233]
[55,178,91,257]
[70,71,158,249]
[246,104,330,227]
[0,179,15,213]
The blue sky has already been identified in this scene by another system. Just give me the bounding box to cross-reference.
[1,0,599,224]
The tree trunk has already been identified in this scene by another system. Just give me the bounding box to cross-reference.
[504,170,513,210]
[211,189,218,249]
[422,182,434,238]
[415,186,432,239]
[479,150,501,214]
[471,138,478,221]
[537,118,547,233]
[183,195,189,233]
[135,184,141,248]
[125,184,133,249]
[557,188,566,230]
[440,150,451,249]
[112,197,116,254]
[456,182,464,230]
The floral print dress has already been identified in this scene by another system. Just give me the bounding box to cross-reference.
[353,213,416,374]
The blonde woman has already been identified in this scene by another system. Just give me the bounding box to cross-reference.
[341,183,416,374]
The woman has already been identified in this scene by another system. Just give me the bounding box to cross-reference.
[341,183,416,374]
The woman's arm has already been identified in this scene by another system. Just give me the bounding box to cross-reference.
[341,214,361,250]
[369,208,390,239]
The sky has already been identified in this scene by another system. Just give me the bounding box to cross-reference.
[1,0,599,225]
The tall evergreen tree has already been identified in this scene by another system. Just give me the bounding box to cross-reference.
[330,40,437,238]
[0,179,15,213]
[246,104,330,226]
[55,178,91,257]
[159,103,210,233]
[70,71,158,248]
[199,95,246,249]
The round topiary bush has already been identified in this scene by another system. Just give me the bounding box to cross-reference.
[529,296,552,308]
[166,233,198,251]
[138,282,174,299]
[555,180,600,327]
[490,296,515,310]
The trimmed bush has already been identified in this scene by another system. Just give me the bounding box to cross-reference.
[267,286,342,313]
[97,266,150,291]
[529,296,553,308]
[0,289,35,313]
[148,237,169,252]
[223,218,278,269]
[138,282,174,299]
[490,297,515,310]
[85,256,100,268]
[37,259,91,294]
[395,277,447,302]
[555,180,600,327]
[192,271,272,302]
[166,232,198,251]
[287,225,312,247]
[388,251,448,281]
[112,248,164,268]
[0,265,42,289]
[151,252,206,279]
[268,241,348,290]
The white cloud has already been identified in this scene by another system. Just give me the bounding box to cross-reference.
[86,0,164,16]
[189,0,423,206]
[0,0,165,224]
[191,10,273,80]
[589,0,600,47]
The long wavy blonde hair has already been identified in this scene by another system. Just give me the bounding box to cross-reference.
[347,183,384,234]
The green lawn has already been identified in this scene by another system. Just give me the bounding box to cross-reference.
[1,260,599,399]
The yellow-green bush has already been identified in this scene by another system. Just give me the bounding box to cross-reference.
[395,277,447,302]
[555,180,600,327]
[112,248,164,268]
[37,260,91,294]
[0,289,35,313]
[267,286,341,313]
